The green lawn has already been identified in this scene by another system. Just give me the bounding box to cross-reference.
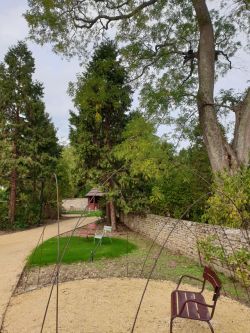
[25,232,249,305]
[27,236,137,266]
[62,210,103,217]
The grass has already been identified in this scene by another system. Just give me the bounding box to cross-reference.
[24,230,249,305]
[27,236,137,267]
[123,234,249,304]
[62,210,103,217]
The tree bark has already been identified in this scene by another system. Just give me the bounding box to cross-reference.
[8,107,20,225]
[192,0,240,172]
[8,141,17,225]
[109,199,117,231]
[233,88,250,165]
[106,202,111,225]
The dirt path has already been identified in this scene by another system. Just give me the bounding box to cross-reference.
[0,217,97,328]
[2,278,250,333]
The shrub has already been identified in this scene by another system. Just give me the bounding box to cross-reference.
[203,168,250,228]
[198,236,250,287]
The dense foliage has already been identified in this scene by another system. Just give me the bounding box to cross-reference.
[161,145,211,221]
[69,41,132,228]
[113,115,171,214]
[56,145,78,198]
[60,112,211,221]
[203,168,250,229]
[111,115,211,220]
[25,0,250,173]
[198,236,250,287]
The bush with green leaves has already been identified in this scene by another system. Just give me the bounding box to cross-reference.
[203,168,250,228]
[0,203,8,229]
[198,236,225,262]
[198,236,250,287]
[227,248,250,287]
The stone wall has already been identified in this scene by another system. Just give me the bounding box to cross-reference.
[122,214,250,264]
[62,198,88,212]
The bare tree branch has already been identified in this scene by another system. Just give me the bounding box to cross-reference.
[154,42,183,54]
[72,0,158,29]
[128,58,159,83]
[181,59,196,85]
[215,50,232,69]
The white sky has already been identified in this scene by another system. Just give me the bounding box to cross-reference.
[0,1,249,143]
[0,0,81,143]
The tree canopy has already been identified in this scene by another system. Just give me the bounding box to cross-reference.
[25,0,250,173]
[113,114,171,214]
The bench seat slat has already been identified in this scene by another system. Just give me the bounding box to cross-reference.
[170,267,221,333]
[171,290,210,321]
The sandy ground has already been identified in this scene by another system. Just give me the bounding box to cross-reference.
[0,217,97,327]
[2,278,250,333]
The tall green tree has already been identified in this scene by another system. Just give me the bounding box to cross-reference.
[69,41,132,229]
[114,116,211,220]
[25,0,250,173]
[161,129,212,221]
[0,41,59,228]
[113,114,172,215]
[56,145,78,198]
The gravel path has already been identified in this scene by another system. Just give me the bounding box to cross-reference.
[2,278,250,333]
[0,217,97,328]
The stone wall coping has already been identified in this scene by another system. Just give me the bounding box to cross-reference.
[129,213,250,236]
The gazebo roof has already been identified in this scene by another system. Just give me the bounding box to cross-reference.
[85,188,105,197]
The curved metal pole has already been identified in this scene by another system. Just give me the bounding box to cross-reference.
[54,173,60,333]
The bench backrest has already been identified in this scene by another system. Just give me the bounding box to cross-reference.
[104,225,112,233]
[203,266,221,308]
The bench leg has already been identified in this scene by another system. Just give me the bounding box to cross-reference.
[207,321,214,333]
[170,318,174,333]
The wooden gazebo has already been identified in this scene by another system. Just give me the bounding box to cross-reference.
[85,188,105,210]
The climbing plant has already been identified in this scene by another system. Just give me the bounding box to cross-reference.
[198,236,250,287]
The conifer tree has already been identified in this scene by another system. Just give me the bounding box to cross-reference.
[69,41,132,230]
[0,41,59,227]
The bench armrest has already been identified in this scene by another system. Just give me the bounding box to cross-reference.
[176,275,204,291]
[179,299,213,316]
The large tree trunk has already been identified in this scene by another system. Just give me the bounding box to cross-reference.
[109,199,117,231]
[8,111,19,225]
[106,202,111,225]
[8,141,17,225]
[108,177,117,230]
[232,88,250,165]
[192,0,244,172]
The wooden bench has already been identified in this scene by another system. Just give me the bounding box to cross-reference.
[170,266,221,333]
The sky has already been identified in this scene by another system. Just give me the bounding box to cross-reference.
[0,0,81,143]
[0,1,249,144]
